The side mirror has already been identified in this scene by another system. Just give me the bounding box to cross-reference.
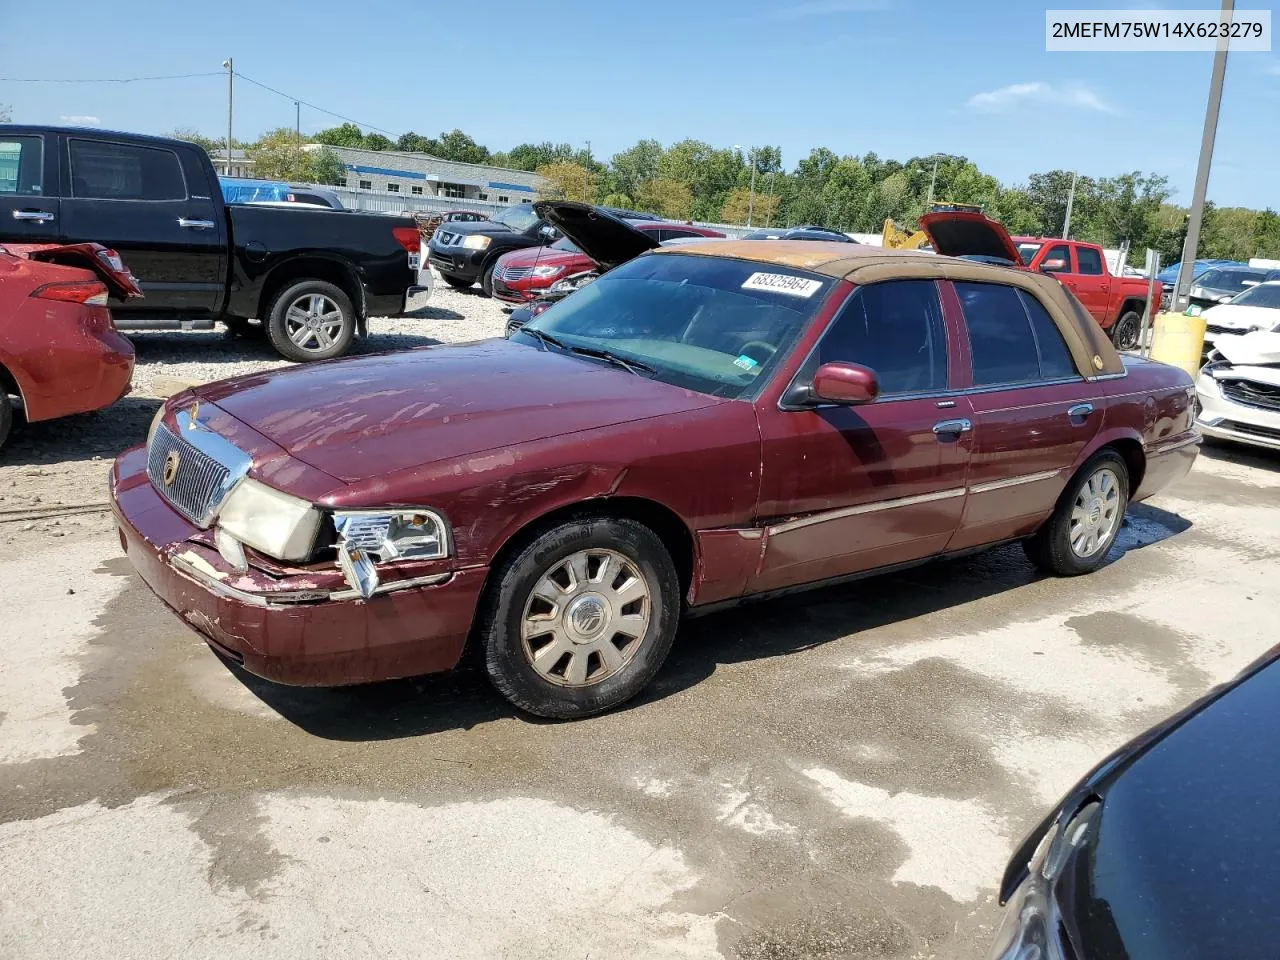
[811,362,879,405]
[1040,258,1067,272]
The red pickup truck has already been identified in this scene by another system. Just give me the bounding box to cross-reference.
[920,212,1156,350]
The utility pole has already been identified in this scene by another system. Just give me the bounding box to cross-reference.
[747,147,757,228]
[1172,0,1233,313]
[222,58,233,176]
[1062,171,1078,238]
[294,101,300,137]
[926,157,938,207]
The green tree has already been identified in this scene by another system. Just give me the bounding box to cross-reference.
[247,128,316,181]
[166,128,223,154]
[600,192,633,209]
[1253,208,1280,259]
[362,133,393,151]
[635,178,693,220]
[313,123,366,148]
[609,139,664,199]
[721,187,780,226]
[1089,172,1171,250]
[535,161,596,203]
[307,146,347,185]
[1026,170,1098,239]
[499,142,579,172]
[434,129,490,164]
[396,131,436,153]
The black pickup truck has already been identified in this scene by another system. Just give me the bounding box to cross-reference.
[0,126,416,361]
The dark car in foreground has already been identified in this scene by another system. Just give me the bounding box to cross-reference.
[990,644,1280,960]
[111,230,1198,719]
[0,126,417,362]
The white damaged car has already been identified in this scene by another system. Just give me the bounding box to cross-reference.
[1201,280,1280,347]
[1197,326,1280,451]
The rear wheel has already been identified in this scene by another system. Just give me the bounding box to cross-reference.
[479,516,680,719]
[442,273,473,291]
[1110,310,1142,351]
[0,390,13,452]
[265,280,356,362]
[1023,451,1129,576]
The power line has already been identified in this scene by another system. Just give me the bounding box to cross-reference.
[0,72,222,83]
[232,70,396,137]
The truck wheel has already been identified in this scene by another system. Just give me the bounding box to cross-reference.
[1110,311,1142,351]
[480,261,497,298]
[479,516,680,719]
[442,274,473,291]
[265,280,356,362]
[1023,451,1129,576]
[0,390,13,452]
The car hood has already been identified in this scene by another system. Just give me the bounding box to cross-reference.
[1059,655,1280,960]
[192,340,723,483]
[534,201,658,271]
[1214,330,1280,367]
[1202,303,1279,330]
[918,211,1023,265]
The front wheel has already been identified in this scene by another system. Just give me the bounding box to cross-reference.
[479,516,680,719]
[480,261,497,298]
[1023,451,1129,576]
[1110,310,1142,351]
[442,273,473,291]
[265,280,356,362]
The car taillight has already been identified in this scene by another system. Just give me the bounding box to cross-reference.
[31,281,110,306]
[392,226,420,253]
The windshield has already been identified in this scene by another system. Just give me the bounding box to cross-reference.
[550,237,583,253]
[1231,283,1280,309]
[515,253,835,399]
[490,204,542,232]
[1017,242,1042,265]
[1198,268,1268,292]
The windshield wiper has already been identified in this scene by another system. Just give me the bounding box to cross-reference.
[569,345,655,376]
[522,327,568,352]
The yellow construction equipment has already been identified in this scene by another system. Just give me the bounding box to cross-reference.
[882,203,985,250]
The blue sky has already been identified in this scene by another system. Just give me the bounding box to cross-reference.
[3,0,1278,208]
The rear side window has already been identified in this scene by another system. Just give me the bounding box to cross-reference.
[69,139,186,201]
[0,136,44,196]
[957,281,1080,385]
[1076,247,1104,275]
[816,280,948,395]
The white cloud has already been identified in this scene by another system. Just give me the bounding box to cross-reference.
[59,114,100,125]
[966,81,1115,114]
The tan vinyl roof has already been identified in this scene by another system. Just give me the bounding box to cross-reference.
[653,239,1125,377]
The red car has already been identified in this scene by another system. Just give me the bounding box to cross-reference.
[490,220,724,303]
[1,242,139,450]
[919,211,1157,350]
[110,209,1198,719]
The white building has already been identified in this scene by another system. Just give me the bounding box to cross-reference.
[323,145,547,204]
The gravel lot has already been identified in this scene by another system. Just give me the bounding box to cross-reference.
[0,284,509,552]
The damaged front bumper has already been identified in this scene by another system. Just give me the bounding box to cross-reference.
[109,446,486,686]
[1196,342,1280,451]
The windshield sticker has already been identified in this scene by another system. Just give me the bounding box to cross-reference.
[741,272,822,298]
[733,354,760,371]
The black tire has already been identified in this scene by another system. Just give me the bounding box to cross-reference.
[480,261,497,298]
[479,516,681,719]
[1110,310,1142,351]
[0,389,12,452]
[442,273,473,291]
[223,317,265,339]
[1023,450,1130,576]
[265,280,356,363]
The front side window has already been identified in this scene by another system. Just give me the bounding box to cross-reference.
[1199,268,1268,292]
[1017,242,1043,265]
[956,281,1043,385]
[1040,243,1072,274]
[813,280,948,395]
[69,139,185,200]
[518,253,835,399]
[0,136,43,196]
[1076,246,1104,275]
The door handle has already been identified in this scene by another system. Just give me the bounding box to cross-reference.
[933,418,972,436]
[12,209,56,223]
[177,217,216,230]
[1067,402,1094,420]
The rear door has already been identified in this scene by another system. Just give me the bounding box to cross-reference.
[0,132,60,242]
[1070,245,1112,324]
[58,136,225,315]
[945,279,1104,551]
[751,279,971,592]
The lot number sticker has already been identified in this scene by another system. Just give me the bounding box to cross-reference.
[742,272,823,298]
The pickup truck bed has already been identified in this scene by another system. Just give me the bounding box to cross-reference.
[0,125,417,361]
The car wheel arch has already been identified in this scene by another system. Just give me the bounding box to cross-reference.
[256,255,364,325]
[0,358,33,420]
[1071,430,1146,498]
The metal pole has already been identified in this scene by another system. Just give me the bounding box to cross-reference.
[765,169,775,227]
[747,147,756,227]
[1062,171,1078,238]
[222,58,233,176]
[1172,0,1233,313]
[295,101,300,137]
[926,157,938,207]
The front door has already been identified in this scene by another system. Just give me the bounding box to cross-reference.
[58,135,225,315]
[1069,245,1113,324]
[751,279,971,593]
[0,133,60,243]
[945,279,1103,551]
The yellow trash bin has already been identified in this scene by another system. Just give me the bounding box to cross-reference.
[1149,312,1208,378]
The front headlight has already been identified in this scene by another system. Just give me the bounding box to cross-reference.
[333,509,451,598]
[216,478,323,562]
[531,264,563,278]
[549,271,598,294]
[462,235,491,250]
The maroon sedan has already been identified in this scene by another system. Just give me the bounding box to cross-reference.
[1,242,139,450]
[110,213,1199,718]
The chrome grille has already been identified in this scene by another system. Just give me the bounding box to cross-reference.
[500,265,535,281]
[437,230,460,246]
[147,424,232,525]
[1221,379,1280,412]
